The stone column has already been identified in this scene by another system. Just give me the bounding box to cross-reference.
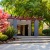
[13,19,17,36]
[34,20,39,36]
[28,20,31,36]
[28,24,31,36]
[13,19,17,29]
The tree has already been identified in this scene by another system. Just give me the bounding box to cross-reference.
[0,0,50,27]
[0,9,10,32]
[0,0,42,17]
[42,0,50,28]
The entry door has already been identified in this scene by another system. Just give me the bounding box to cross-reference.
[25,25,28,36]
[20,25,23,35]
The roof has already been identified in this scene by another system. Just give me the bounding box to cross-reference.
[8,16,43,21]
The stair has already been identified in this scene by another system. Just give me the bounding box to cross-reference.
[11,36,50,43]
[14,36,50,40]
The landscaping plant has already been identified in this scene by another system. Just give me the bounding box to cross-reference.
[4,26,17,39]
[0,32,8,41]
[0,9,10,41]
[42,29,50,36]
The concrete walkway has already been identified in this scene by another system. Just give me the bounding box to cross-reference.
[0,43,50,50]
[0,36,50,50]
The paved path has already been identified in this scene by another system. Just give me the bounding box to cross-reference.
[0,36,50,50]
[0,43,50,50]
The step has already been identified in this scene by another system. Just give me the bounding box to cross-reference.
[14,36,50,39]
[14,36,50,38]
[16,38,50,40]
[14,36,50,41]
[8,36,50,44]
[8,40,50,44]
[16,39,50,41]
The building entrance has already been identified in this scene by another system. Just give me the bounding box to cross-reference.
[17,25,28,36]
[25,25,28,36]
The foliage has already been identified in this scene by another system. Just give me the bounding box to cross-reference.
[0,32,2,35]
[42,29,50,36]
[0,9,10,32]
[0,0,42,17]
[4,26,17,39]
[0,34,8,41]
[0,0,50,27]
[0,0,50,20]
[0,32,8,41]
[42,0,50,27]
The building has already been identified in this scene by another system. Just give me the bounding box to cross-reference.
[8,17,43,36]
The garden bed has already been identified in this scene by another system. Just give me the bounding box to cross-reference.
[0,38,18,44]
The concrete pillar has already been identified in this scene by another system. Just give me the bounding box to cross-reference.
[34,20,39,36]
[13,19,17,36]
[13,19,17,29]
[28,20,31,36]
[28,24,31,36]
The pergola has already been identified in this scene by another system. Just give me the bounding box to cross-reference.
[8,16,43,36]
[8,16,43,20]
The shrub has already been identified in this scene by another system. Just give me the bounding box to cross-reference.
[42,29,50,36]
[0,34,8,41]
[4,26,17,39]
[0,32,3,35]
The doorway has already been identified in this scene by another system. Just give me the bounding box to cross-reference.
[17,25,28,36]
[25,25,28,36]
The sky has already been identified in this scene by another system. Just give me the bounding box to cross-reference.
[0,0,1,1]
[0,0,3,9]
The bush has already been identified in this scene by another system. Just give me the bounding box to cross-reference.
[0,34,8,41]
[42,29,50,36]
[4,26,17,39]
[0,32,8,41]
[0,32,2,35]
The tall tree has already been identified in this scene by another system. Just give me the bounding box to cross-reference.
[42,0,50,27]
[0,0,50,25]
[0,0,42,17]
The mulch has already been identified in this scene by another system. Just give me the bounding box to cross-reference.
[0,38,17,44]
